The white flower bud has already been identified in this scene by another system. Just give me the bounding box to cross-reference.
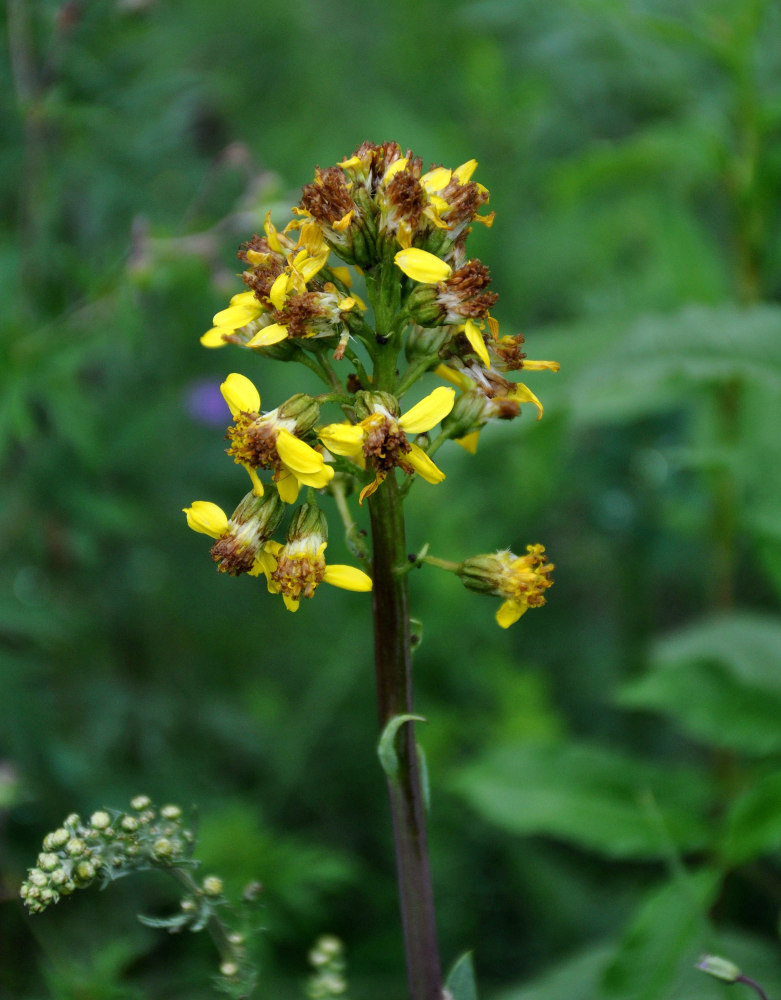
[90,811,112,830]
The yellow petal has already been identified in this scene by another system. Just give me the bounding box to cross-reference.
[394,248,452,284]
[421,166,451,193]
[229,290,259,307]
[323,565,373,592]
[282,594,300,612]
[521,359,561,372]
[246,464,264,496]
[264,211,283,252]
[318,423,365,457]
[333,210,355,232]
[382,157,408,183]
[435,364,473,392]
[249,546,278,582]
[183,501,229,539]
[246,248,270,266]
[276,429,327,475]
[464,319,490,367]
[329,266,352,287]
[212,304,260,328]
[221,373,260,417]
[246,323,289,349]
[456,431,480,454]
[299,251,329,282]
[399,387,455,434]
[200,328,228,348]
[453,159,478,184]
[294,464,335,489]
[508,382,544,420]
[276,469,300,504]
[496,599,528,629]
[269,272,289,310]
[407,443,446,484]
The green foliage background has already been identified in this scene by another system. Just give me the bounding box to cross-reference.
[3,0,781,997]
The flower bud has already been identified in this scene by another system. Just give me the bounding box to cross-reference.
[404,325,449,365]
[90,811,111,830]
[277,393,321,437]
[75,860,96,883]
[65,838,86,857]
[153,838,173,859]
[353,390,399,421]
[287,502,328,544]
[38,852,59,872]
[160,804,182,821]
[202,875,224,897]
[441,389,488,440]
[405,284,445,326]
[44,828,69,850]
[130,795,151,811]
[120,815,139,832]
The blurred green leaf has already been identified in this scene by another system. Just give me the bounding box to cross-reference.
[619,613,781,753]
[452,741,712,859]
[572,304,781,425]
[602,869,721,1000]
[722,768,781,865]
[445,951,478,1000]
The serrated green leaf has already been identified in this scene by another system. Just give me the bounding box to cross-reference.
[445,951,478,1000]
[452,741,712,859]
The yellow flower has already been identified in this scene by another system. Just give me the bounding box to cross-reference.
[261,502,372,611]
[263,537,372,612]
[221,373,333,503]
[459,545,554,628]
[436,363,547,452]
[183,491,284,576]
[318,387,455,502]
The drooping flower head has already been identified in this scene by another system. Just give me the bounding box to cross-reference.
[183,491,285,576]
[318,387,455,503]
[459,545,554,628]
[263,502,372,612]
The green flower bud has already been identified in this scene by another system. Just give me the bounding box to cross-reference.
[202,875,224,897]
[406,285,445,327]
[405,325,449,364]
[50,868,69,886]
[130,795,151,811]
[160,804,182,821]
[65,838,86,857]
[287,502,328,544]
[64,813,81,827]
[28,869,47,888]
[277,393,321,436]
[90,811,112,830]
[441,389,488,440]
[353,390,399,421]
[120,815,139,832]
[44,828,69,850]
[75,860,96,883]
[152,837,173,859]
[38,852,59,872]
[220,962,240,978]
[231,490,285,539]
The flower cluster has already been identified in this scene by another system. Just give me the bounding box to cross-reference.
[20,797,194,914]
[187,141,556,624]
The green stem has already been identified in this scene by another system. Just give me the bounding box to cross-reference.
[420,554,460,573]
[369,471,442,1000]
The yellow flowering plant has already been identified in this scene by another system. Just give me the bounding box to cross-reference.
[22,141,557,1000]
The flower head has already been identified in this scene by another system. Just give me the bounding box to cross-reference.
[221,373,333,503]
[318,387,455,502]
[459,545,554,627]
[183,491,284,576]
[262,502,372,611]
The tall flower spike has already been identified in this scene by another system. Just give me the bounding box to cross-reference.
[221,373,333,503]
[318,387,455,503]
